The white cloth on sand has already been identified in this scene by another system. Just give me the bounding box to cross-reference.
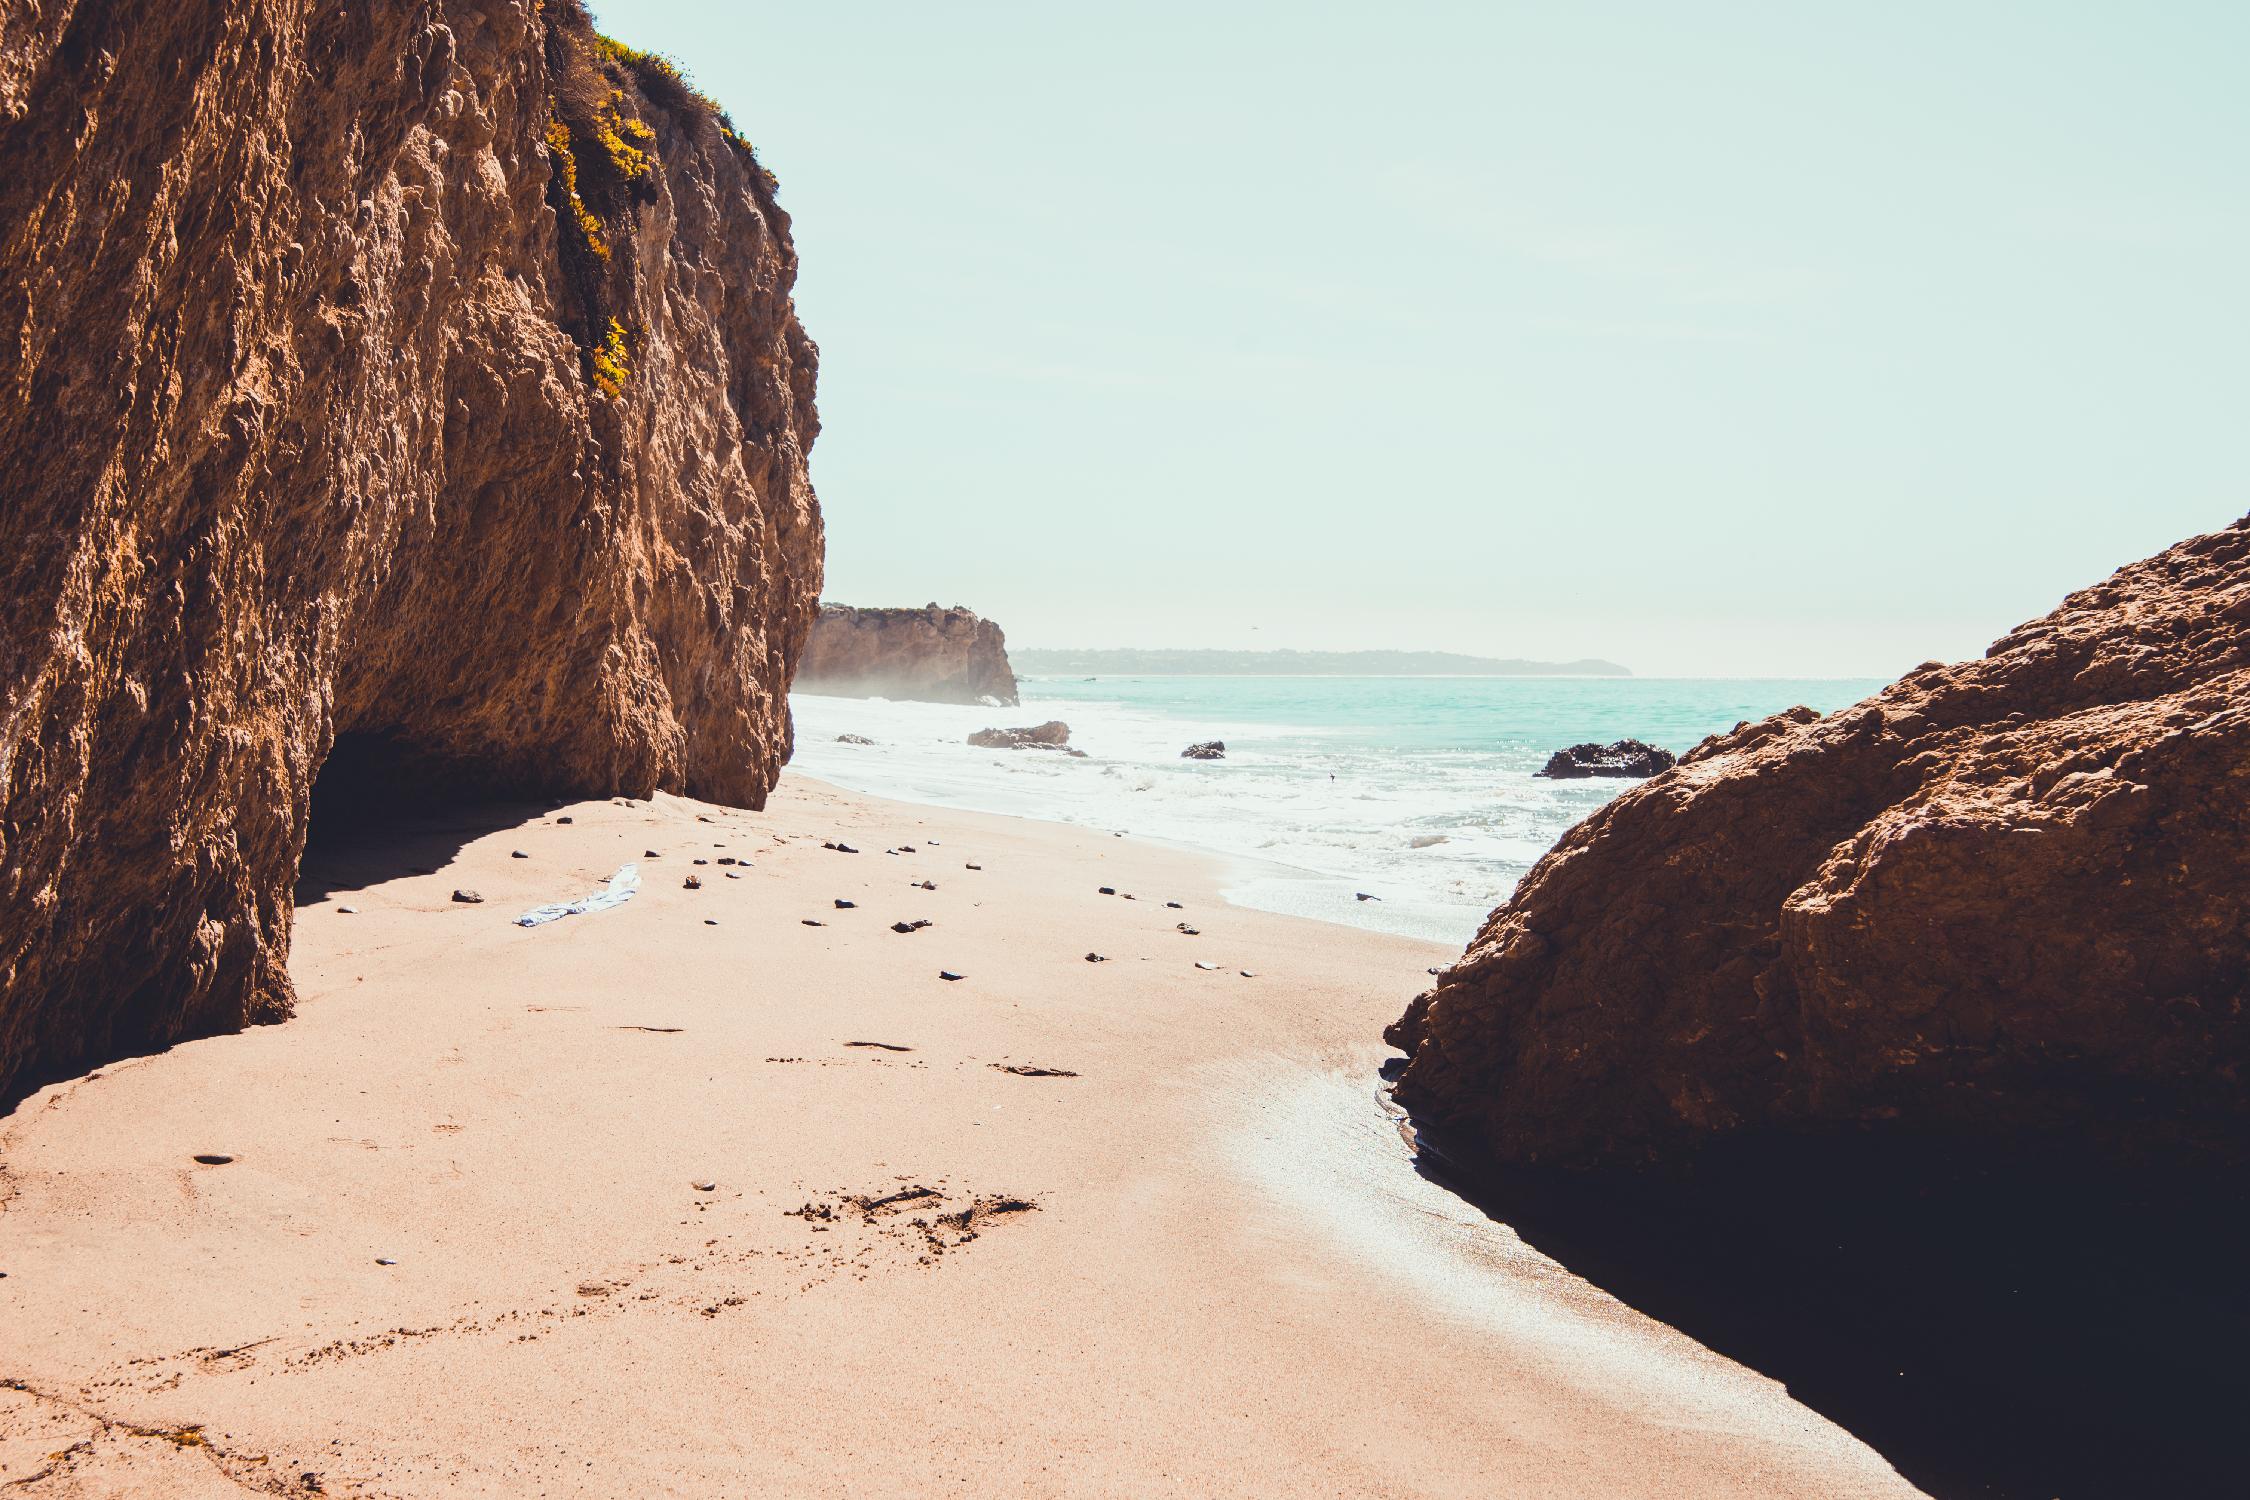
[515,864,640,928]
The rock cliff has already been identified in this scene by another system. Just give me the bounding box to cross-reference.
[797,604,1018,705]
[0,0,821,1099]
[1391,518,2250,1170]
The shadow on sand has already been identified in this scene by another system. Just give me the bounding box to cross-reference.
[1386,1066,2248,1500]
[296,731,574,901]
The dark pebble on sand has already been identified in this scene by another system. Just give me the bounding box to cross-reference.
[939,971,965,981]
[645,849,661,858]
[451,889,483,904]
[725,871,742,879]
[693,1181,717,1193]
[834,899,856,909]
[914,880,936,890]
[802,919,824,926]
[510,850,528,859]
[966,863,982,871]
[694,858,709,865]
[704,919,719,926]
[1166,901,1183,909]
[1194,962,1219,971]
[891,919,932,933]
[338,905,358,914]
[1098,887,1116,896]
[683,876,701,889]
[375,1258,397,1266]
[556,816,573,824]
[718,857,737,865]
[1356,892,1380,902]
[193,1153,234,1165]
[1085,953,1107,963]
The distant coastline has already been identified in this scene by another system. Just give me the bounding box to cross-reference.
[1011,648,1631,677]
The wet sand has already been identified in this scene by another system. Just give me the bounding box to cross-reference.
[0,777,1922,1497]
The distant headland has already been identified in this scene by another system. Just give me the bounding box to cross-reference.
[1011,648,1632,677]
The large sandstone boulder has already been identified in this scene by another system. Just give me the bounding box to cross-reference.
[0,0,821,1100]
[797,603,1018,705]
[1390,519,2250,1169]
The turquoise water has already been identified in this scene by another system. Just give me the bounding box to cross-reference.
[789,675,1882,944]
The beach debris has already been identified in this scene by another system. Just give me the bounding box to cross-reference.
[836,733,875,745]
[1122,894,1137,900]
[1084,952,1107,963]
[1165,901,1182,909]
[1181,740,1226,760]
[375,1258,397,1266]
[725,871,742,879]
[683,875,702,889]
[192,1153,235,1166]
[698,814,715,823]
[616,1026,684,1033]
[338,905,358,914]
[717,856,738,865]
[823,841,861,854]
[1194,961,1220,971]
[1176,923,1200,935]
[1098,886,1116,896]
[510,849,529,859]
[802,919,825,926]
[899,844,918,853]
[515,864,640,927]
[913,879,937,890]
[834,898,857,909]
[891,919,933,934]
[693,858,709,865]
[993,1063,1079,1078]
[845,1041,915,1051]
[1240,971,1257,978]
[693,1181,718,1193]
[451,888,484,904]
[928,839,941,846]
[1356,892,1381,902]
[939,970,966,981]
[965,862,983,870]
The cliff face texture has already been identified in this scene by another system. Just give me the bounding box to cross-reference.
[797,604,1019,705]
[1391,520,2250,1170]
[0,0,821,1098]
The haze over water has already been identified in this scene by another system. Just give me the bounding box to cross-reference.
[791,674,1881,942]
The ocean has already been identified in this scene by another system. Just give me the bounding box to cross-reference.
[787,675,1883,946]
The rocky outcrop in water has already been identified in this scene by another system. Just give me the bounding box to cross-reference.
[797,603,1018,705]
[968,722,1079,754]
[1181,741,1225,761]
[1535,739,1675,779]
[1390,519,2250,1170]
[0,0,820,1100]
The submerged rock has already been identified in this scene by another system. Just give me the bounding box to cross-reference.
[0,2,821,1099]
[968,721,1081,754]
[1534,739,1677,779]
[1181,741,1226,760]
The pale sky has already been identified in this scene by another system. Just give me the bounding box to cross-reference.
[607,1,2246,677]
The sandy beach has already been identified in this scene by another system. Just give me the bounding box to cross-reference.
[0,777,1920,1498]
